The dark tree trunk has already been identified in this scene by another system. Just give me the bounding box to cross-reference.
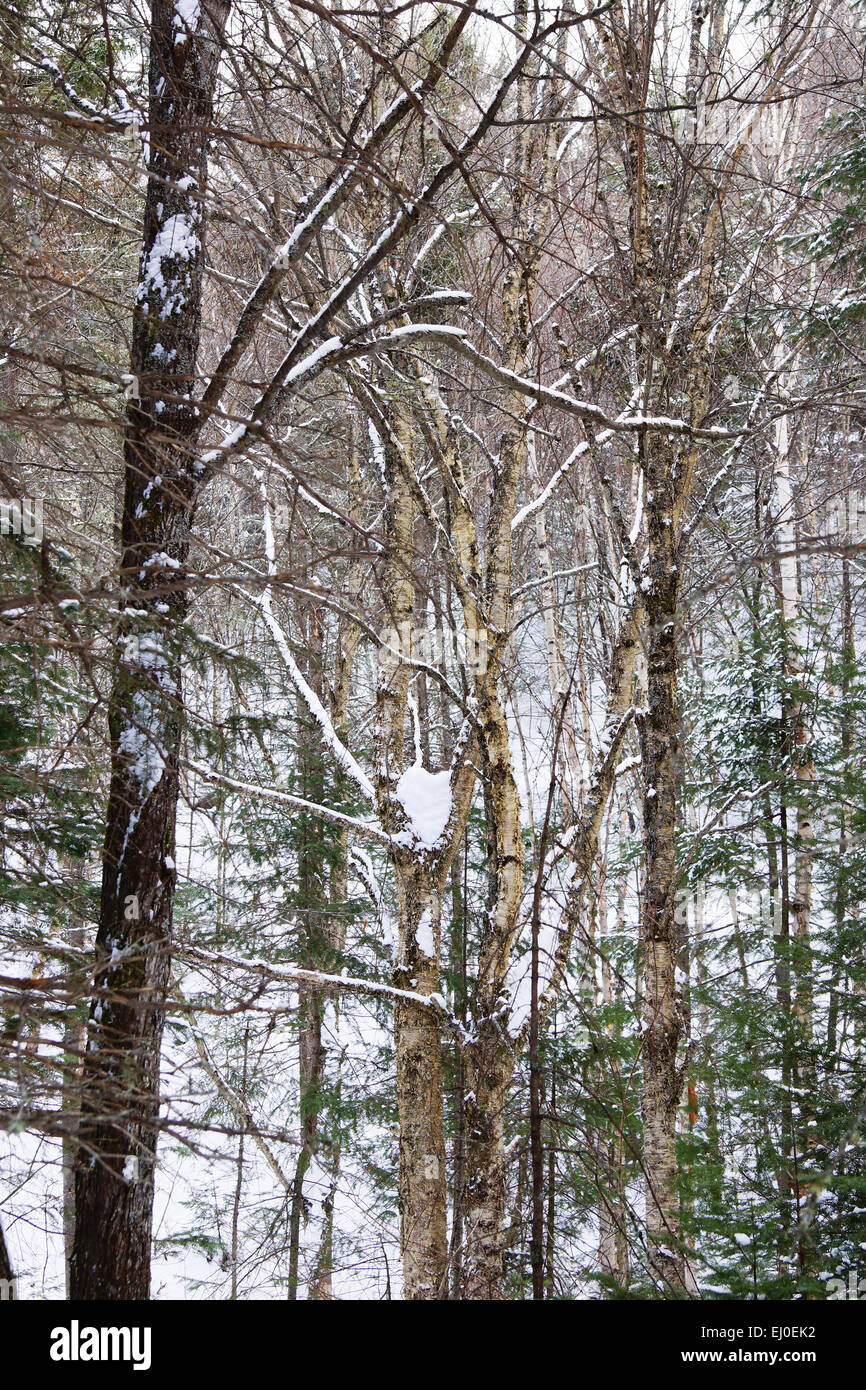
[0,1216,15,1297]
[288,600,327,1299]
[70,0,229,1300]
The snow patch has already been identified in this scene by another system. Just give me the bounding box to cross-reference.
[415,909,436,959]
[173,0,200,43]
[139,214,199,317]
[394,763,452,848]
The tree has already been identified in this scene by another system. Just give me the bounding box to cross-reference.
[70,0,231,1300]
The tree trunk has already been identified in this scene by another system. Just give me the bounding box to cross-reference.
[597,862,630,1293]
[70,0,228,1300]
[448,847,467,1298]
[374,406,449,1298]
[638,441,686,1294]
[62,891,85,1298]
[773,382,817,1155]
[460,682,526,1299]
[393,875,449,1298]
[288,596,327,1299]
[0,1216,15,1298]
[288,985,323,1297]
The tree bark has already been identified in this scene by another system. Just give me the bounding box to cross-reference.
[0,1215,15,1297]
[62,881,86,1299]
[638,439,687,1294]
[288,597,327,1299]
[70,0,229,1300]
[374,405,449,1298]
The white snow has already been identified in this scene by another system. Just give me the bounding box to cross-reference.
[394,763,452,848]
[139,214,199,316]
[173,0,200,42]
[119,720,165,800]
[415,910,436,959]
[282,336,341,386]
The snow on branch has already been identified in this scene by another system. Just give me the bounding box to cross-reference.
[180,944,463,1035]
[435,335,735,439]
[184,758,389,845]
[252,484,377,804]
